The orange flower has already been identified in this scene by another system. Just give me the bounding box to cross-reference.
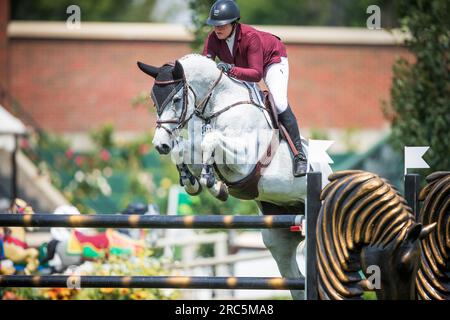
[2,291,21,300]
[119,288,130,296]
[47,290,58,300]
[100,288,115,294]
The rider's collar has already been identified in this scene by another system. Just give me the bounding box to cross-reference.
[226,27,236,44]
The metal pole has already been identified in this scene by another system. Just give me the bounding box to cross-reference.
[0,214,302,229]
[0,275,305,290]
[404,174,421,220]
[11,134,18,204]
[306,172,321,300]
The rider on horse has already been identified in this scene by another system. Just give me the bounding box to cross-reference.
[203,0,308,177]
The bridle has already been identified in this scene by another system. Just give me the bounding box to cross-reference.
[153,70,224,137]
[152,76,189,136]
[153,65,264,137]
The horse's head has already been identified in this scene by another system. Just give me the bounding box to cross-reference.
[137,60,188,155]
[361,222,434,300]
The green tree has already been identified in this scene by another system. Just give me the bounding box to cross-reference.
[11,0,156,22]
[384,0,450,171]
[187,0,398,27]
[239,0,398,27]
[188,0,215,52]
[188,0,399,51]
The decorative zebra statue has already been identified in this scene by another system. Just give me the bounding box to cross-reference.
[416,171,449,300]
[316,170,435,300]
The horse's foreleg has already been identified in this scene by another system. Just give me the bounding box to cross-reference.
[199,163,229,201]
[262,229,305,300]
[199,131,229,201]
[177,164,202,196]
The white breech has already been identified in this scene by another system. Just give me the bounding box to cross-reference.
[264,57,289,114]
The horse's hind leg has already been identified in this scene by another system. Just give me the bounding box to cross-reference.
[262,229,305,300]
[258,201,305,300]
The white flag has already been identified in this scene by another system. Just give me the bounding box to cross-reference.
[404,146,430,174]
[308,140,334,186]
[308,140,334,165]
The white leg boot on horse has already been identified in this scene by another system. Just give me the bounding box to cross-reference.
[177,163,203,196]
[199,127,229,201]
[171,136,204,196]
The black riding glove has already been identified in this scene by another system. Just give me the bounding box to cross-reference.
[217,62,234,74]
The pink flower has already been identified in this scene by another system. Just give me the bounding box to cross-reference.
[100,149,110,162]
[66,148,74,159]
[75,156,84,166]
[20,139,30,150]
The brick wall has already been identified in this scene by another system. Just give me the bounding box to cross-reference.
[288,44,408,128]
[0,0,9,106]
[10,39,189,132]
[7,23,412,133]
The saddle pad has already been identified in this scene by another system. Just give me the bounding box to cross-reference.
[243,81,266,107]
[229,78,275,128]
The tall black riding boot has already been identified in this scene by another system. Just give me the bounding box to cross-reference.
[278,106,308,177]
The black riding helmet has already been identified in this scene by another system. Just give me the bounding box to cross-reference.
[206,0,240,26]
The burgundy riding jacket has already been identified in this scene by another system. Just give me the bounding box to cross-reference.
[202,23,288,82]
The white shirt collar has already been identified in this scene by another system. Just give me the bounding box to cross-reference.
[226,28,236,56]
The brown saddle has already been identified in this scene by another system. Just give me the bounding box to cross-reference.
[262,90,279,129]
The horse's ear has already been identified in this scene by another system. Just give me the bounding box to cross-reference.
[173,60,184,79]
[137,61,159,78]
